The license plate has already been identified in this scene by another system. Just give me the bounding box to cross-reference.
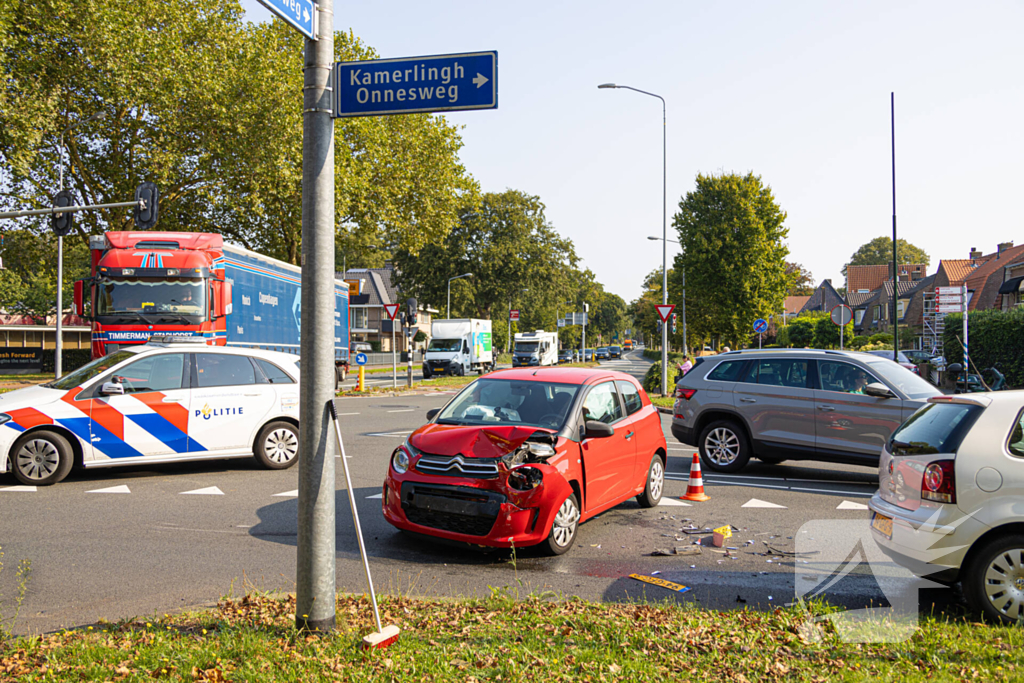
[871,511,893,539]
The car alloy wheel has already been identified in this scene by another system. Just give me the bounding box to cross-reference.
[264,427,298,465]
[551,496,580,548]
[705,427,741,466]
[15,437,61,481]
[649,459,664,500]
[983,547,1024,620]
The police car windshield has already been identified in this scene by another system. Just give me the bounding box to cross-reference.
[96,278,206,320]
[436,378,580,430]
[45,350,137,390]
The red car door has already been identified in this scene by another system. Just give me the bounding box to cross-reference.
[579,380,635,511]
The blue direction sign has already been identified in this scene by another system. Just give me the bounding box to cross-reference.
[334,51,497,118]
[257,0,316,41]
[355,353,368,366]
[753,318,768,334]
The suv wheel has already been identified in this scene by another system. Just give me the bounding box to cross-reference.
[698,420,751,473]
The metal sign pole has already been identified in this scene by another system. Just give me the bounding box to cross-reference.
[392,323,396,389]
[962,283,969,393]
[840,318,844,351]
[296,0,336,633]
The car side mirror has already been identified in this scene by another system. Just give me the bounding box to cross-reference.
[427,408,440,421]
[864,382,895,398]
[101,377,124,396]
[584,420,614,439]
[947,363,963,373]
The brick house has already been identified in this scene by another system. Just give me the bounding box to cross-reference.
[845,263,926,298]
[339,264,433,352]
[797,280,844,316]
[999,260,1024,310]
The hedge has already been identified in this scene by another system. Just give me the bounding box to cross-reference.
[43,349,92,374]
[942,308,1024,389]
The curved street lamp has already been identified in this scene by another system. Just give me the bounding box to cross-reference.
[447,272,473,319]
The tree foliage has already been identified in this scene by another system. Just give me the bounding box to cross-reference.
[0,229,89,321]
[844,237,930,275]
[671,172,790,347]
[785,262,815,296]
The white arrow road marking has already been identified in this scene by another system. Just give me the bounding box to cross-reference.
[741,498,786,509]
[472,73,489,88]
[836,500,869,510]
[0,485,37,492]
[387,409,414,413]
[273,489,299,497]
[658,498,691,507]
[366,493,383,499]
[87,485,131,494]
[181,486,224,496]
[367,431,413,438]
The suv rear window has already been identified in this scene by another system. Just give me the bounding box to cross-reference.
[889,403,981,456]
[706,360,746,382]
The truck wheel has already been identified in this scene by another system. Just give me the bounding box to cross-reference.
[337,365,347,382]
[422,366,432,380]
[12,430,74,486]
[454,364,464,377]
[254,421,299,470]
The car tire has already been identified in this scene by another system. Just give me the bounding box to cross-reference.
[697,420,751,473]
[542,492,580,556]
[962,534,1024,624]
[636,454,665,508]
[254,421,300,470]
[12,430,74,486]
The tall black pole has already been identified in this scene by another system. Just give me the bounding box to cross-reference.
[891,92,898,361]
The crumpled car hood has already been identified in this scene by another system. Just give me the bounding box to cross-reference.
[409,423,555,458]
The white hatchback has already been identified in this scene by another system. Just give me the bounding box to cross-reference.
[0,337,301,486]
[869,391,1024,623]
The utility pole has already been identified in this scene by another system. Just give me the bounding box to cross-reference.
[296,0,336,633]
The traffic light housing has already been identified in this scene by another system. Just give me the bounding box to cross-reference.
[406,297,418,326]
[134,181,159,230]
[672,313,677,334]
[51,190,75,237]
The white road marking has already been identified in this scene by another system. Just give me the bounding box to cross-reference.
[367,431,413,437]
[87,485,131,494]
[387,409,415,413]
[181,486,224,496]
[658,497,691,507]
[336,412,360,416]
[742,498,787,509]
[0,485,36,492]
[273,489,299,497]
[836,500,870,510]
[366,493,383,499]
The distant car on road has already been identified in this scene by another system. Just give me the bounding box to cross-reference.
[671,349,942,473]
[596,347,610,361]
[584,349,595,362]
[903,350,932,365]
[0,337,302,486]
[350,342,373,354]
[557,349,573,364]
[381,367,668,554]
[609,346,622,359]
[864,349,919,374]
[870,391,1024,623]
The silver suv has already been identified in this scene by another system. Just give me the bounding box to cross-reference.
[672,349,942,472]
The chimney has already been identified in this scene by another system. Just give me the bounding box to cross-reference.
[998,241,1014,253]
[970,247,983,260]
[898,273,909,282]
[911,270,922,281]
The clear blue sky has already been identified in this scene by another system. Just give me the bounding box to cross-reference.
[240,0,1024,303]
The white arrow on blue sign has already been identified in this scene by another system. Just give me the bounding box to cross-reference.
[333,51,497,118]
[355,353,368,366]
[257,0,317,41]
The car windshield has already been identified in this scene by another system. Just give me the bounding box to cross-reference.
[598,348,608,352]
[515,342,539,353]
[889,402,981,455]
[868,350,910,363]
[610,347,621,352]
[436,378,580,430]
[96,278,206,320]
[43,350,138,390]
[866,360,940,399]
[428,338,461,352]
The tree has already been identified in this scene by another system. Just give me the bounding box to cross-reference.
[843,237,930,275]
[785,262,815,296]
[671,172,791,347]
[0,229,90,321]
[812,315,853,349]
[787,316,817,347]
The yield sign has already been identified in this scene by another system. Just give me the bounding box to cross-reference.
[655,304,675,323]
[384,303,400,320]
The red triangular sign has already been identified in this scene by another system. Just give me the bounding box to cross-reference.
[384,303,400,320]
[655,304,675,322]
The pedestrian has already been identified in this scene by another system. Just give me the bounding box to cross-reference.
[721,346,731,353]
[675,355,693,383]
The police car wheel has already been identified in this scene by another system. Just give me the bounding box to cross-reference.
[12,431,73,486]
[255,421,299,470]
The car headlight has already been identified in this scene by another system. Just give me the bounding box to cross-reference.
[392,448,410,474]
[0,414,10,426]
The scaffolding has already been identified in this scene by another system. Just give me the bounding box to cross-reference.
[921,293,945,355]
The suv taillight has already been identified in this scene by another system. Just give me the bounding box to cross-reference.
[675,387,697,400]
[922,460,956,504]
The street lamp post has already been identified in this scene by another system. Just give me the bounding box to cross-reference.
[447,272,472,319]
[600,83,668,394]
[648,235,687,358]
[55,110,104,379]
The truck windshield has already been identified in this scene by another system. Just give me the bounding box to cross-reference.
[514,342,539,353]
[427,338,461,352]
[96,278,206,320]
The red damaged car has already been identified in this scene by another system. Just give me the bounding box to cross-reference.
[382,368,667,554]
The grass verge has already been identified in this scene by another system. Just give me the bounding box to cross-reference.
[2,592,1020,682]
[338,362,600,397]
[650,395,675,409]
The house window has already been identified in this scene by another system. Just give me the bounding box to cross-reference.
[897,299,906,319]
[873,305,880,322]
[857,289,869,294]
[855,309,865,325]
[352,308,369,329]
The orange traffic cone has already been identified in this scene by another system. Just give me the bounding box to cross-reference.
[681,452,710,502]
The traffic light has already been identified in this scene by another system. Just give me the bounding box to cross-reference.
[656,320,662,333]
[406,297,418,325]
[134,181,159,230]
[51,190,75,237]
[671,313,677,334]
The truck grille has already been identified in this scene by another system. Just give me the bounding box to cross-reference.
[400,482,504,537]
[416,454,500,478]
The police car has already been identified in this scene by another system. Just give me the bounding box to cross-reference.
[0,337,301,486]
